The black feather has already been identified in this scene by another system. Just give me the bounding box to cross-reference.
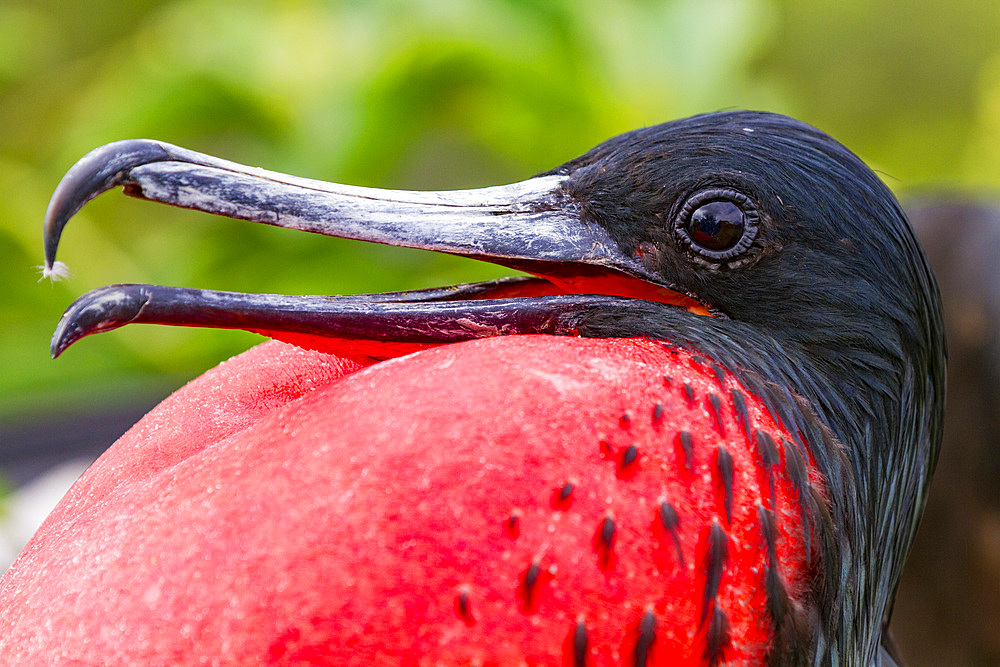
[731,389,752,440]
[682,382,695,407]
[754,428,780,508]
[715,446,735,525]
[706,393,726,437]
[658,501,685,567]
[632,609,657,667]
[676,430,694,471]
[701,521,728,626]
[705,605,731,667]
[572,618,588,667]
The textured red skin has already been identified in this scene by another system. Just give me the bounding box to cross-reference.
[0,336,819,665]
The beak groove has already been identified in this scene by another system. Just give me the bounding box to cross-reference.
[44,139,632,275]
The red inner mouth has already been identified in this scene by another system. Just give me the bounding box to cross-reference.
[264,269,713,361]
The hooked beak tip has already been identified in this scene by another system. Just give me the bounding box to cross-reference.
[50,284,153,358]
[43,139,177,268]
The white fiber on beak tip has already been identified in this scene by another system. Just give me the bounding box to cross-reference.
[38,260,72,283]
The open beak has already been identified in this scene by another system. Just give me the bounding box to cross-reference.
[44,140,710,359]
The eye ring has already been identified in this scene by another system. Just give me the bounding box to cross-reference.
[674,188,759,261]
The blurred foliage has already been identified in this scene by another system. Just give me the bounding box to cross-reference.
[3,0,1000,416]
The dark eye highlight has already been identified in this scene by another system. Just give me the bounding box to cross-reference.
[675,188,759,261]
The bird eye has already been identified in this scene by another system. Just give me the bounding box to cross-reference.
[675,188,759,260]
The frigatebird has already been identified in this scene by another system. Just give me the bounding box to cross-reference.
[2,111,942,665]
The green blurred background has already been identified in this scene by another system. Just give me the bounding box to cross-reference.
[2,0,999,663]
[6,0,1000,414]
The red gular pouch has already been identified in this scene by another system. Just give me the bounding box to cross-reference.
[0,335,822,666]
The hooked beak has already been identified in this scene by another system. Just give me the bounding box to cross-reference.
[44,140,710,359]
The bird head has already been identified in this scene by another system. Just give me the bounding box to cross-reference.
[40,110,945,661]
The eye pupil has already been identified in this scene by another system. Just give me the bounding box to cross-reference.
[674,188,758,260]
[688,201,745,251]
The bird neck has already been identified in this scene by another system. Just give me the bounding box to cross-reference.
[721,317,941,664]
[575,302,941,662]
